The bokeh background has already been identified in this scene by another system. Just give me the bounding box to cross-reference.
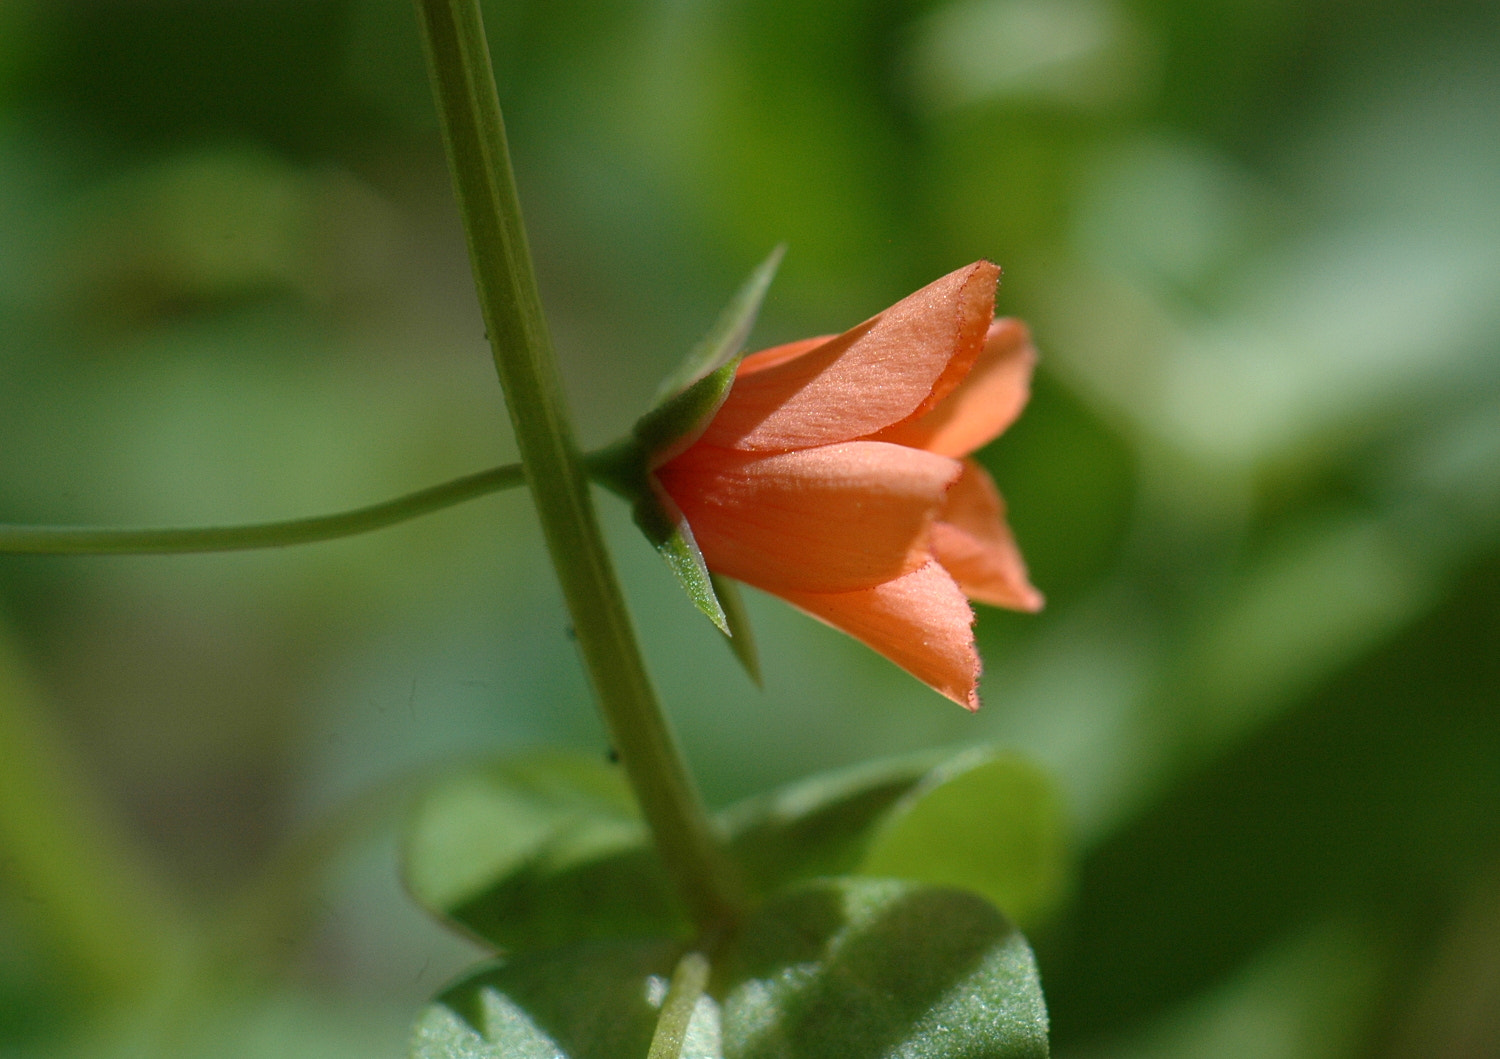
[2,0,1498,1056]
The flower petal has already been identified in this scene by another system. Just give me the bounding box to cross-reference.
[932,460,1043,611]
[736,336,833,375]
[777,561,982,710]
[656,441,962,593]
[697,262,999,452]
[869,318,1036,457]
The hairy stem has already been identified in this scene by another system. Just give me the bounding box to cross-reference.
[413,0,741,931]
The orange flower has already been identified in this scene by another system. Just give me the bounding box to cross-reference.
[653,262,1042,710]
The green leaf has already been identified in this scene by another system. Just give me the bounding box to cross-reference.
[719,878,1050,1058]
[400,751,680,949]
[411,939,695,1059]
[653,245,786,402]
[413,880,1048,1059]
[858,749,1070,930]
[723,752,947,890]
[401,749,1065,956]
[449,836,684,954]
[404,751,947,953]
[712,574,761,685]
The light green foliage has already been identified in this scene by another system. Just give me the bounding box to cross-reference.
[859,750,1068,930]
[402,747,1067,957]
[401,751,641,916]
[404,752,681,952]
[402,750,920,949]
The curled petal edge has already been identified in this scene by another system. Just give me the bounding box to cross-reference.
[933,460,1043,612]
[776,561,982,711]
[870,317,1037,458]
[698,262,999,453]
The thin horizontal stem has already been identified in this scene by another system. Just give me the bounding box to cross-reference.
[0,462,525,555]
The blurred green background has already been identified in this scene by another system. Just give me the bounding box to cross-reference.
[2,0,1498,1056]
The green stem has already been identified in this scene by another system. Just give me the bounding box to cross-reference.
[0,464,524,555]
[648,951,713,1059]
[412,0,742,931]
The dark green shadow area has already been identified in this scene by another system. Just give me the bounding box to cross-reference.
[37,1,355,156]
[1040,549,1500,1046]
[451,840,684,954]
[415,939,683,1059]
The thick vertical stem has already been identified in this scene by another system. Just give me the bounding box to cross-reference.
[412,0,741,932]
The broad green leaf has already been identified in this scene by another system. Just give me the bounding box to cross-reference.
[410,939,693,1059]
[653,245,786,402]
[719,877,1050,1058]
[858,750,1069,929]
[449,833,684,953]
[404,749,1062,956]
[401,751,667,946]
[405,752,940,952]
[723,751,947,890]
[413,880,1047,1059]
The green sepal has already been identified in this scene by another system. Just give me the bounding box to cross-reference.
[633,358,742,468]
[631,245,784,466]
[588,439,731,635]
[710,574,761,685]
[652,244,786,403]
[592,247,784,646]
[634,484,730,635]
